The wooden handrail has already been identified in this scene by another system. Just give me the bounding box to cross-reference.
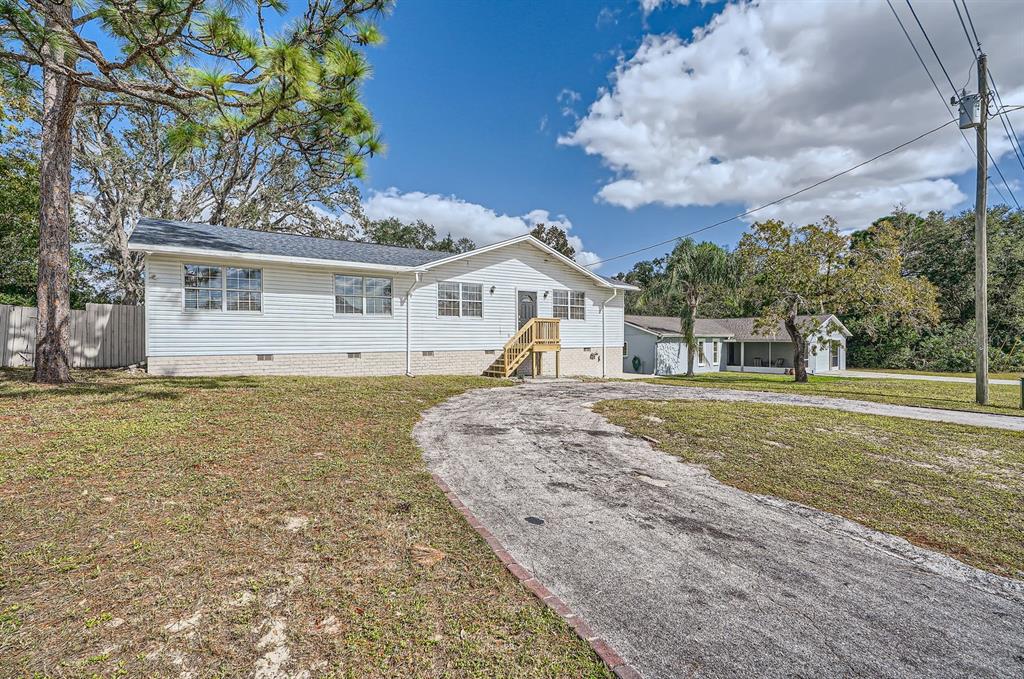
[498,317,560,377]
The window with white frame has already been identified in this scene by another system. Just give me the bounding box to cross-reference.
[697,340,706,367]
[552,290,585,320]
[438,281,483,317]
[335,275,392,315]
[184,264,261,311]
[712,340,720,366]
[227,267,262,311]
[830,343,840,368]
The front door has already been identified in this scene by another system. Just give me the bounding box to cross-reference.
[518,290,537,329]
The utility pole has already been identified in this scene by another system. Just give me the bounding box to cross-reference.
[974,53,989,405]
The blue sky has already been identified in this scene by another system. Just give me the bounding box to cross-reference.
[354,0,1022,275]
[359,0,741,274]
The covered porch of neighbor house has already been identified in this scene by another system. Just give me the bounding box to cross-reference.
[725,340,797,374]
[724,339,843,374]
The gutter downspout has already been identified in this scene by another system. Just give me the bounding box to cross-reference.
[601,288,618,378]
[405,272,422,376]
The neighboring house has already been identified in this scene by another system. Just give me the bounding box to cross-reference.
[127,219,637,378]
[623,314,850,376]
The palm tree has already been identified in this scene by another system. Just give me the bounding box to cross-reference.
[646,239,735,376]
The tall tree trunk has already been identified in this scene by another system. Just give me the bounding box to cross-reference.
[34,4,81,384]
[682,302,697,377]
[785,313,808,383]
[118,249,145,304]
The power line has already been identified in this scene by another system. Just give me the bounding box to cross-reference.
[951,0,977,57]
[902,0,1017,206]
[904,0,960,95]
[988,72,1024,176]
[951,1,1024,182]
[960,0,983,51]
[583,119,956,268]
[886,0,1011,205]
[904,0,1018,207]
[950,2,1022,207]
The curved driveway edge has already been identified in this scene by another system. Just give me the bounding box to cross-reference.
[414,380,1024,679]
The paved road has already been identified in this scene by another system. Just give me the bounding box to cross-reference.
[835,370,1019,386]
[414,381,1024,679]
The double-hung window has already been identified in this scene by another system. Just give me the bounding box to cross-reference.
[553,290,585,320]
[830,343,840,368]
[184,264,261,311]
[438,282,483,317]
[335,275,393,315]
[712,340,720,366]
[226,267,262,311]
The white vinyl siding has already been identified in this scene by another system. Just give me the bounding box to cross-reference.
[144,241,624,357]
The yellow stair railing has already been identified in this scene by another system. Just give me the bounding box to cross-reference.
[483,317,560,378]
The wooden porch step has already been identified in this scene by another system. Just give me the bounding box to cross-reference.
[481,317,561,378]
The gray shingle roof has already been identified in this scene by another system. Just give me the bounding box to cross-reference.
[601,275,640,290]
[625,314,842,340]
[710,315,831,341]
[625,315,736,338]
[128,218,453,268]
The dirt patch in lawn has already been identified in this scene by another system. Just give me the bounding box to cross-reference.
[595,398,1024,580]
[0,369,609,678]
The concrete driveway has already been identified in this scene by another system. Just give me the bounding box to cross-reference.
[414,380,1024,679]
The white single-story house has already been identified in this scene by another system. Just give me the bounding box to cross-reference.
[623,314,851,376]
[127,219,637,378]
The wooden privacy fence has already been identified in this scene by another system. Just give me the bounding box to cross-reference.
[0,303,145,368]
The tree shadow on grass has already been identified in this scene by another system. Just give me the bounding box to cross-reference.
[0,367,263,403]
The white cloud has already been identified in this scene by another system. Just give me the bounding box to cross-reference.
[362,189,602,268]
[558,88,582,105]
[561,0,1022,231]
[596,7,621,28]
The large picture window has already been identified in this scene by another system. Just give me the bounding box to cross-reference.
[438,281,483,317]
[552,290,585,320]
[184,264,261,311]
[335,275,392,315]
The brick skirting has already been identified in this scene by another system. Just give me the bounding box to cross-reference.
[148,347,622,379]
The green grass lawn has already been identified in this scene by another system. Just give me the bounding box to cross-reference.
[594,399,1024,580]
[0,369,608,678]
[647,371,1024,417]
[848,367,1023,381]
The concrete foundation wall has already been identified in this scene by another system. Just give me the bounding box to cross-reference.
[148,347,619,378]
[536,347,621,378]
[149,350,493,378]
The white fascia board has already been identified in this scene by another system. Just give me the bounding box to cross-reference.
[661,332,735,340]
[625,321,663,337]
[820,315,853,337]
[128,243,416,273]
[416,234,639,290]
